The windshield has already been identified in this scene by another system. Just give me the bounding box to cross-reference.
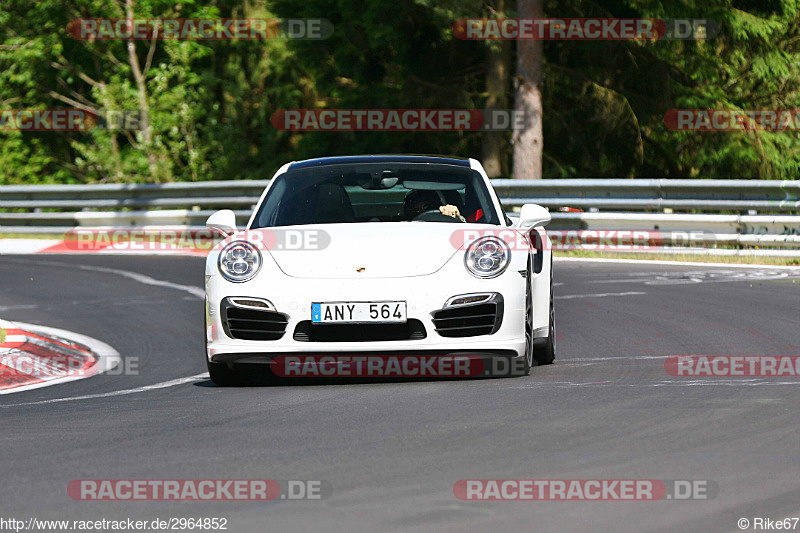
[250,162,501,228]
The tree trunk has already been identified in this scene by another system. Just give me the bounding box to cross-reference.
[109,132,123,180]
[482,0,510,177]
[512,0,543,179]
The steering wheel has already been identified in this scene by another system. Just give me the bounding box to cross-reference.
[412,209,465,223]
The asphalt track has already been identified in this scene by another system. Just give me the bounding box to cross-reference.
[0,255,798,533]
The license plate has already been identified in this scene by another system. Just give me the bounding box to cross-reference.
[311,301,407,324]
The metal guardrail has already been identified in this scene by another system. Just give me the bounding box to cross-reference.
[492,179,800,211]
[1,179,799,212]
[2,179,800,256]
[2,210,798,234]
[0,180,268,210]
[551,212,800,235]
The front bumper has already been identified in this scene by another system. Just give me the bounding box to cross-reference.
[205,258,531,362]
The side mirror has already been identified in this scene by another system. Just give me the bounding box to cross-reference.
[517,203,551,230]
[206,209,237,236]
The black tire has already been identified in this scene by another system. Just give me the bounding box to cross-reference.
[207,360,243,386]
[533,261,556,366]
[521,270,534,376]
[205,322,272,386]
[205,328,243,386]
[207,360,280,386]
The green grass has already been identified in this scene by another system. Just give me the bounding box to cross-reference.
[556,249,800,266]
[0,328,5,344]
[0,232,67,239]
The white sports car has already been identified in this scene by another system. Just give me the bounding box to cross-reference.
[204,155,555,385]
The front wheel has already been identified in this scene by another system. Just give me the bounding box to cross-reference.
[206,331,245,386]
[522,268,534,376]
[207,360,243,386]
[207,360,280,386]
[533,270,556,366]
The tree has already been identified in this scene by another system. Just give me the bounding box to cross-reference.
[1,0,799,184]
[481,0,512,177]
[511,0,543,179]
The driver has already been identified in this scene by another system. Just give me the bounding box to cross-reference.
[402,190,465,221]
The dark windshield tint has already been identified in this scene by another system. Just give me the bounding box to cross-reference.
[251,162,501,227]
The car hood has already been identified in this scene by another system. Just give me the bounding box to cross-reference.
[251,223,487,279]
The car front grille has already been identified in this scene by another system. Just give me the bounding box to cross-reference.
[431,301,503,338]
[223,306,289,341]
[293,320,427,342]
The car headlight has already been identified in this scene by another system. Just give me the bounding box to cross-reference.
[218,241,262,283]
[464,236,511,278]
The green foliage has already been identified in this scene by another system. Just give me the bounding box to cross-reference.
[541,0,800,178]
[0,0,798,183]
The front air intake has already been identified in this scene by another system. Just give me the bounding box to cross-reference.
[431,295,503,338]
[293,320,427,342]
[221,300,288,341]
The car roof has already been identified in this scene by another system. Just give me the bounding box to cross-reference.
[288,155,471,170]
